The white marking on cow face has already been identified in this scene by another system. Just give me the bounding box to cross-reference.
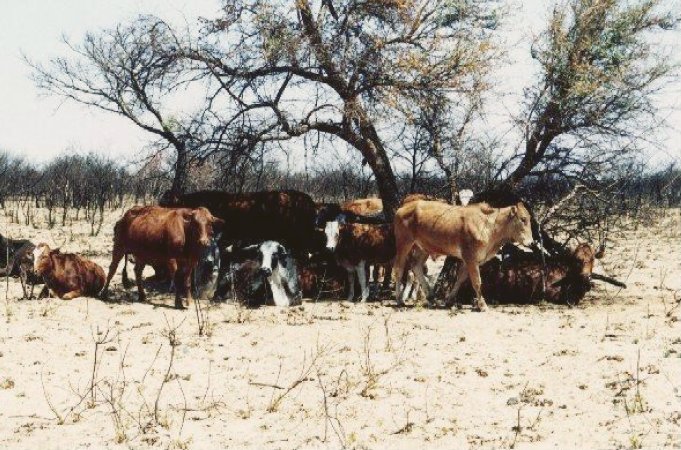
[324,221,340,251]
[258,241,279,276]
[459,189,474,206]
[32,244,48,272]
[255,241,302,306]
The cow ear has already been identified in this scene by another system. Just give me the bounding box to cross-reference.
[510,205,518,217]
[212,217,225,230]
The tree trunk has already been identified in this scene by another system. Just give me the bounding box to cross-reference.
[169,143,189,197]
[361,141,400,221]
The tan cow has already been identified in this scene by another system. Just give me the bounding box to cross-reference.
[392,200,533,311]
[33,243,106,299]
[340,198,383,215]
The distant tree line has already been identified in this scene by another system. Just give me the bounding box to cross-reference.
[1,149,678,221]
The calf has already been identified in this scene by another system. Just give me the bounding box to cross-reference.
[459,243,605,305]
[32,243,105,299]
[393,200,534,311]
[0,241,40,299]
[324,222,395,302]
[228,241,302,307]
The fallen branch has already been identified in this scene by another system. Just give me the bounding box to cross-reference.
[591,273,627,288]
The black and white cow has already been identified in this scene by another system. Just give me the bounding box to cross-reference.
[224,241,302,306]
[193,235,222,299]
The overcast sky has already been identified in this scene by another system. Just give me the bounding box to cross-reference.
[1,0,679,168]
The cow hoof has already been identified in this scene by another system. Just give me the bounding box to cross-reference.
[175,302,187,310]
[475,304,489,312]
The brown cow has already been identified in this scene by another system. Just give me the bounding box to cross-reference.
[325,222,395,301]
[32,243,105,299]
[297,253,347,299]
[160,190,316,254]
[393,200,533,311]
[459,244,605,305]
[101,206,223,309]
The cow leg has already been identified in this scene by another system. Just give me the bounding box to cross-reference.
[23,268,36,299]
[466,263,488,312]
[382,263,392,291]
[62,290,83,300]
[167,259,178,293]
[101,248,125,298]
[37,285,50,299]
[20,270,29,300]
[345,266,355,302]
[121,255,132,289]
[393,242,415,306]
[175,264,192,309]
[410,256,432,304]
[372,264,380,285]
[444,263,469,308]
[357,261,370,302]
[134,261,146,303]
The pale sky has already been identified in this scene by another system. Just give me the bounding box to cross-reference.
[0,0,679,168]
[0,0,220,164]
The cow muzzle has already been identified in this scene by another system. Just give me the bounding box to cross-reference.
[260,267,272,277]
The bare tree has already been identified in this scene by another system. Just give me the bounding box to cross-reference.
[170,0,499,218]
[29,17,194,197]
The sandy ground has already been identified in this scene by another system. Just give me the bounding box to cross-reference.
[0,205,680,450]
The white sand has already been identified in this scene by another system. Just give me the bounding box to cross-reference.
[0,206,680,449]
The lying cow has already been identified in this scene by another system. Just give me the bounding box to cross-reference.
[101,206,223,309]
[459,243,605,305]
[193,235,222,299]
[226,241,302,306]
[0,241,40,299]
[393,200,534,311]
[32,243,105,299]
[298,252,348,299]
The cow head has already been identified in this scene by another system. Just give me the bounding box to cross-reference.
[324,221,341,251]
[188,207,225,247]
[573,243,605,278]
[239,241,302,306]
[508,202,534,247]
[314,203,342,228]
[32,243,52,274]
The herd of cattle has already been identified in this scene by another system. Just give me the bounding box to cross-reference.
[0,189,613,311]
